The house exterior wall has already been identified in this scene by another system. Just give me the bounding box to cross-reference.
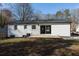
[8,23,70,37]
[8,25,28,37]
[51,24,70,36]
[8,24,40,37]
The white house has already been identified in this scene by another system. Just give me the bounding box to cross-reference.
[7,20,71,37]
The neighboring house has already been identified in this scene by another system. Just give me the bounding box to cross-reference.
[7,19,71,37]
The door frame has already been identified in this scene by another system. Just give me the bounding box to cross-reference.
[40,25,51,34]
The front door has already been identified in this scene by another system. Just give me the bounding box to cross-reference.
[40,25,51,34]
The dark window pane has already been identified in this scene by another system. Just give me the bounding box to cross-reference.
[24,25,27,29]
[10,35,15,38]
[32,25,36,29]
[40,25,45,34]
[45,25,51,34]
[40,25,51,34]
[14,25,17,30]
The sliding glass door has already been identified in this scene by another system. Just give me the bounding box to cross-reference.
[40,25,51,34]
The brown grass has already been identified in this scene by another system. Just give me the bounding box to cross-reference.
[0,38,79,56]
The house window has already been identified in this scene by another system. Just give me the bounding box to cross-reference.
[14,25,17,30]
[24,25,27,29]
[32,25,36,29]
[45,25,51,34]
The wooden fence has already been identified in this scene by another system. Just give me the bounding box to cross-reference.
[0,33,7,38]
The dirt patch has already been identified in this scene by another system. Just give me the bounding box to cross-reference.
[67,45,79,50]
[0,39,79,56]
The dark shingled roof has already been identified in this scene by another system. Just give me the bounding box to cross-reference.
[8,19,71,25]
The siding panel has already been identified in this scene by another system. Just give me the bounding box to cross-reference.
[51,24,70,36]
[8,24,70,37]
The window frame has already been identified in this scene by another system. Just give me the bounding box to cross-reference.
[45,25,51,34]
[32,25,36,29]
[40,25,51,34]
[14,25,17,30]
[24,25,27,29]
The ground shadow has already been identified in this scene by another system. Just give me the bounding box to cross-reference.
[0,38,78,56]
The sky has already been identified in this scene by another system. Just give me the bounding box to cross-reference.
[1,3,79,14]
[32,3,79,14]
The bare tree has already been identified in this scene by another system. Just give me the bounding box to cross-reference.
[0,9,13,27]
[69,9,79,32]
[11,3,33,21]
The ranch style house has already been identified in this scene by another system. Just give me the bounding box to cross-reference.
[7,19,71,37]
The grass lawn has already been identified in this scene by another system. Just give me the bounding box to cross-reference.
[0,38,33,44]
[0,38,79,56]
